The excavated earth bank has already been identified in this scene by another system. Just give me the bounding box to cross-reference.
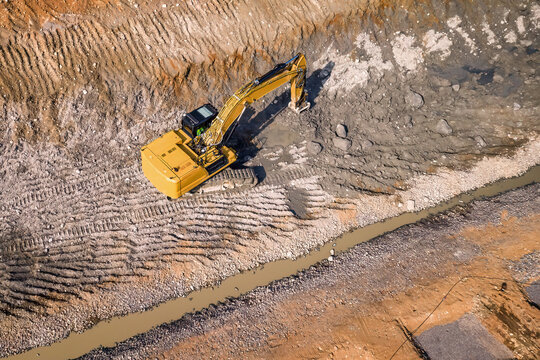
[0,0,539,356]
[81,184,540,360]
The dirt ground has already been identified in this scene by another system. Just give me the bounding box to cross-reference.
[0,0,539,356]
[82,184,540,359]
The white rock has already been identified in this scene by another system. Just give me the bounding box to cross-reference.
[392,34,424,71]
[452,84,460,91]
[406,199,415,211]
[504,30,517,43]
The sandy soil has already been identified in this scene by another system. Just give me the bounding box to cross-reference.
[0,0,539,356]
[82,184,540,359]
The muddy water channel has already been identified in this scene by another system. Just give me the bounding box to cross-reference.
[4,166,539,360]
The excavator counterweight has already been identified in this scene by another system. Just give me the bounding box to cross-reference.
[141,53,309,198]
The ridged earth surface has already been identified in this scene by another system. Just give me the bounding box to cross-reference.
[0,0,539,356]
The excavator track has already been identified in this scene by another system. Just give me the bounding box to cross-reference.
[189,167,259,195]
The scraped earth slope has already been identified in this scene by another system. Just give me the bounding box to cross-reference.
[0,0,539,356]
[0,0,379,143]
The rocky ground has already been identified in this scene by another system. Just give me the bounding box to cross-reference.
[82,184,540,359]
[0,0,539,357]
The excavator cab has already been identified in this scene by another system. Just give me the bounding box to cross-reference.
[182,104,218,138]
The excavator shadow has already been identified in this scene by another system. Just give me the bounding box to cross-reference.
[307,61,334,107]
[229,61,335,165]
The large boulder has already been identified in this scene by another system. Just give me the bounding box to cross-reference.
[307,141,323,155]
[405,89,424,108]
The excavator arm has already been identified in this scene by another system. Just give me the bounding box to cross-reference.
[198,53,308,150]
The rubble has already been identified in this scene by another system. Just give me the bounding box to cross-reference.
[436,119,454,135]
[332,137,352,151]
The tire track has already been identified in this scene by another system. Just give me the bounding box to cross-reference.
[0,161,328,315]
[2,166,139,209]
[0,0,375,110]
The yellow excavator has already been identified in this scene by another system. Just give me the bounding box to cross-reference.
[141,53,310,198]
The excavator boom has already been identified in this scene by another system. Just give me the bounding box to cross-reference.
[141,53,309,198]
[200,53,308,148]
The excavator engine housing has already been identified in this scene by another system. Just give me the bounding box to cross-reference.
[141,128,236,198]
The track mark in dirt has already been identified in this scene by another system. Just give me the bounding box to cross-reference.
[0,163,325,316]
